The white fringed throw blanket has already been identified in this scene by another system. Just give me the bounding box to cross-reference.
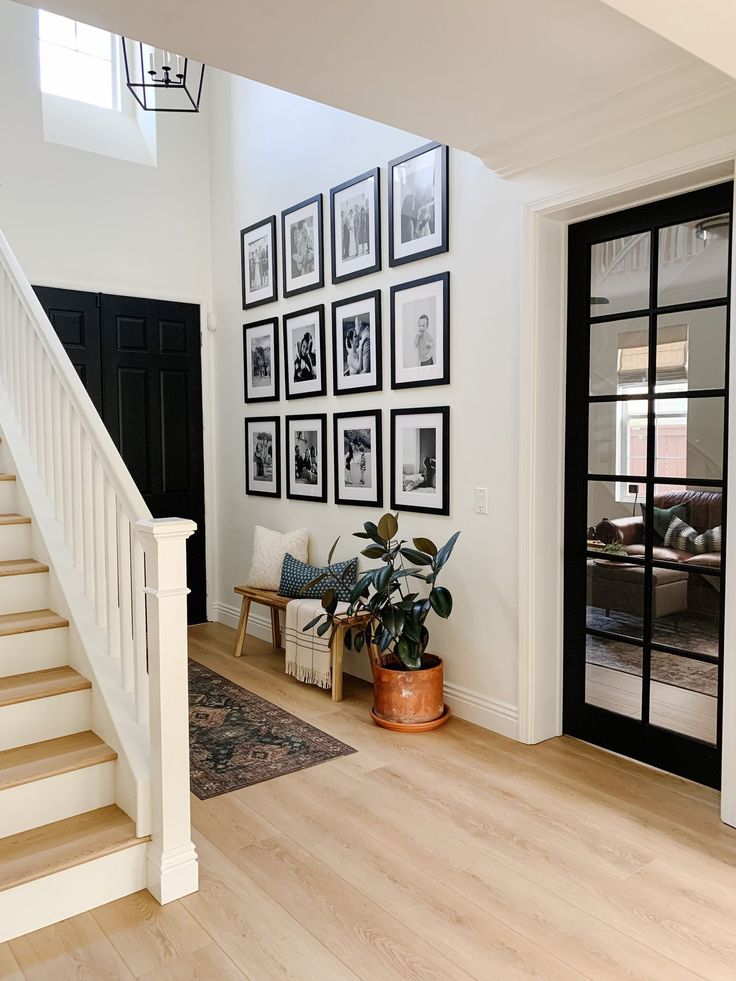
[284,597,348,689]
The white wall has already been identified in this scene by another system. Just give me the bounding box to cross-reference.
[0,0,211,304]
[208,71,525,731]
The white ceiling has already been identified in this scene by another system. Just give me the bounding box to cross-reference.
[15,0,736,177]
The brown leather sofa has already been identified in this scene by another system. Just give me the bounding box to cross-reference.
[596,489,722,614]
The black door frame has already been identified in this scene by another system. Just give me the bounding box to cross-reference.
[564,182,733,788]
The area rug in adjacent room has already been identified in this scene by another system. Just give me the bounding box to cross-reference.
[188,659,356,799]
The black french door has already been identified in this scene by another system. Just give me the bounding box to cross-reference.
[564,183,732,787]
[33,287,207,625]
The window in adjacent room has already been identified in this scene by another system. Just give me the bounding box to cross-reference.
[38,10,118,110]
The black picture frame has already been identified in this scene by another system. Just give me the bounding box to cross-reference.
[333,409,383,508]
[390,272,450,390]
[286,412,328,503]
[243,317,280,403]
[388,142,449,267]
[332,289,382,397]
[240,215,278,310]
[281,193,324,298]
[330,167,381,285]
[245,416,281,498]
[283,304,326,400]
[390,406,450,516]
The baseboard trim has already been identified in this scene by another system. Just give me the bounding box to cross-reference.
[213,601,520,739]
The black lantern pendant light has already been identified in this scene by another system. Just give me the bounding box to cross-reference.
[121,39,205,112]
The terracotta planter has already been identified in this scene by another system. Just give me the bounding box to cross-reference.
[371,655,450,731]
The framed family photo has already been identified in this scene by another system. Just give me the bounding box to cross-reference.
[283,305,326,400]
[334,410,383,508]
[332,290,382,396]
[286,413,327,503]
[390,406,450,515]
[240,216,277,309]
[389,142,448,267]
[281,194,324,298]
[391,272,450,389]
[243,317,279,402]
[245,416,281,498]
[330,167,381,285]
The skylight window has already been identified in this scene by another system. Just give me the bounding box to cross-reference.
[38,10,118,110]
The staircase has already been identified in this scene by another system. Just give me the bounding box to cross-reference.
[0,228,198,941]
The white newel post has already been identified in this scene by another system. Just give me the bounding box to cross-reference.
[136,517,198,904]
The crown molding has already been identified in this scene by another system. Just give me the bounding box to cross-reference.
[477,60,736,179]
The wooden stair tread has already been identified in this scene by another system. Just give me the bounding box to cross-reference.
[0,475,16,482]
[0,732,116,790]
[0,666,91,708]
[0,514,30,526]
[0,609,68,637]
[0,805,145,892]
[0,559,47,577]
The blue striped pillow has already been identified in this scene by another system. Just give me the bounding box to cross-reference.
[279,552,357,602]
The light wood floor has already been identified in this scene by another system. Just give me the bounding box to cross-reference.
[2,621,736,980]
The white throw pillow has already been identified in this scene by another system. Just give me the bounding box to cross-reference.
[245,525,309,590]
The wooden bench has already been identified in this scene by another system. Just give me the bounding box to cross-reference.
[232,585,372,702]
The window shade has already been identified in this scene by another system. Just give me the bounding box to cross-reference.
[617,325,687,384]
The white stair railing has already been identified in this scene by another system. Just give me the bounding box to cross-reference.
[0,229,198,903]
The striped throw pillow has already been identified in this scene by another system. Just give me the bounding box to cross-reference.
[279,552,358,602]
[664,516,722,555]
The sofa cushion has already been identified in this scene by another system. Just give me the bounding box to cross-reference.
[683,552,721,569]
[664,516,701,553]
[625,544,690,562]
[645,503,689,543]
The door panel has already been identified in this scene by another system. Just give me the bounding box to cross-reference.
[565,182,731,788]
[33,286,207,624]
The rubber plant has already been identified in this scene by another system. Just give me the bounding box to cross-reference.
[301,512,460,669]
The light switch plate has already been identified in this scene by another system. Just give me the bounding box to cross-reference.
[474,487,488,515]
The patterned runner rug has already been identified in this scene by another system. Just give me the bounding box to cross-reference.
[189,659,356,799]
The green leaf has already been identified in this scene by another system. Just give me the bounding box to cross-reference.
[363,521,385,545]
[300,571,327,593]
[377,512,399,542]
[361,545,385,560]
[373,564,392,593]
[391,568,421,582]
[399,547,433,567]
[317,619,333,637]
[344,628,352,651]
[354,531,371,539]
[354,631,365,653]
[302,614,324,632]
[321,588,338,615]
[402,618,421,643]
[434,531,461,572]
[413,537,437,557]
[350,573,373,603]
[429,586,453,618]
[420,625,430,652]
[327,537,340,566]
[396,637,422,670]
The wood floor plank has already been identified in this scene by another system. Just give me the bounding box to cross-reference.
[92,891,211,978]
[0,666,90,709]
[9,911,134,980]
[182,831,357,981]
[188,790,278,854]
[0,732,116,790]
[0,944,23,981]
[137,943,247,981]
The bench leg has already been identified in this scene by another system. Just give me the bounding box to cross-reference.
[331,625,345,702]
[271,606,282,649]
[233,596,251,657]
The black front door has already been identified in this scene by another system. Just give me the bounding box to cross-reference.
[564,183,732,788]
[34,286,207,625]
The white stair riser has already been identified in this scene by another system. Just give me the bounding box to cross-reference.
[0,689,90,751]
[0,842,147,944]
[0,761,115,837]
[0,523,31,561]
[0,626,68,677]
[0,572,48,615]
[0,482,17,513]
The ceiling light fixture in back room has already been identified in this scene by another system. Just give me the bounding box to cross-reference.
[121,38,205,112]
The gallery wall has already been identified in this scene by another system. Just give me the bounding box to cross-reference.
[207,70,525,732]
[0,0,212,305]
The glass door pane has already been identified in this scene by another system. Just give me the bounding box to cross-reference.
[590,232,650,316]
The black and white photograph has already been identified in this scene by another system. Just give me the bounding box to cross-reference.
[391,272,450,389]
[286,413,328,502]
[281,194,324,297]
[240,216,278,309]
[334,410,383,507]
[332,290,382,396]
[391,406,450,515]
[243,317,279,402]
[389,142,448,267]
[283,305,326,399]
[245,416,281,497]
[330,168,381,284]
